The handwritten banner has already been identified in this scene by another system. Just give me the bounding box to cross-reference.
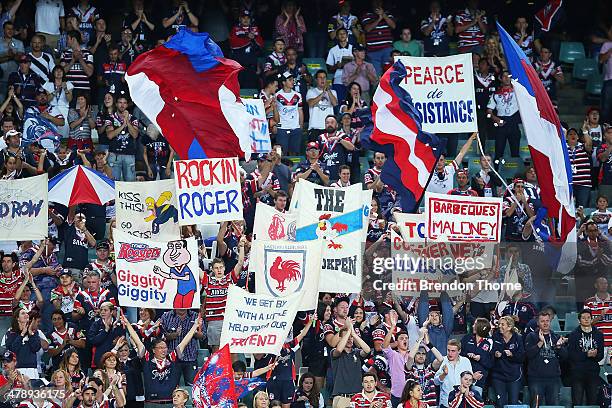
[425,192,503,242]
[173,157,243,225]
[252,240,322,311]
[115,180,180,240]
[396,54,477,133]
[114,229,200,309]
[393,213,427,242]
[0,174,48,241]
[252,203,297,241]
[244,99,271,154]
[220,285,302,355]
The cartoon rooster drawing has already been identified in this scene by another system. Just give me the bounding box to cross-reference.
[269,256,301,292]
[316,214,348,249]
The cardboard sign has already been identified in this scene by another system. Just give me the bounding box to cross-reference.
[252,240,322,311]
[295,181,364,293]
[114,229,200,309]
[396,54,477,133]
[173,157,243,225]
[393,213,427,242]
[252,203,297,241]
[115,180,181,240]
[425,193,503,242]
[0,174,48,241]
[220,285,303,355]
[244,99,271,154]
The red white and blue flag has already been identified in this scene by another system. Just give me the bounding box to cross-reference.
[125,28,254,160]
[498,22,576,272]
[192,344,236,408]
[48,165,115,207]
[361,60,443,213]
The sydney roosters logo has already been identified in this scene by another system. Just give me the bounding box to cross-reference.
[117,242,161,263]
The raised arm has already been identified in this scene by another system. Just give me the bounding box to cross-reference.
[454,133,477,165]
[120,313,145,357]
[177,315,203,356]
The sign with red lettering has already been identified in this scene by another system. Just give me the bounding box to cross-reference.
[220,286,303,355]
[396,54,477,133]
[425,193,503,242]
[393,213,426,242]
[173,157,243,225]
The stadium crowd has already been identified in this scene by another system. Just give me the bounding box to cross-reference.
[0,1,611,408]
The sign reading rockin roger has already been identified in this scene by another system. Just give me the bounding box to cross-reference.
[114,229,200,309]
[173,157,243,225]
[395,54,477,133]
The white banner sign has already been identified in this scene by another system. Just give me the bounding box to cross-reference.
[252,203,297,241]
[221,285,302,355]
[253,240,322,311]
[396,54,477,133]
[173,157,243,225]
[115,180,180,240]
[295,181,364,293]
[114,229,200,309]
[0,174,48,241]
[393,213,427,242]
[425,193,503,242]
[244,99,272,154]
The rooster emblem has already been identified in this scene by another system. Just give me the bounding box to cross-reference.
[316,214,348,249]
[269,256,301,292]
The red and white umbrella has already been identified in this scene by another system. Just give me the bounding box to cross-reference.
[48,165,115,206]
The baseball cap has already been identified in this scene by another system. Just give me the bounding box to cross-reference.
[353,44,365,52]
[18,54,31,63]
[1,350,16,362]
[281,71,294,80]
[239,8,251,16]
[306,141,320,150]
[96,240,110,250]
[59,269,72,277]
[429,304,441,313]
[5,129,21,138]
[82,385,98,394]
[257,153,269,161]
[586,106,600,116]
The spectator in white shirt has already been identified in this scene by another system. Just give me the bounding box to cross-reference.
[275,71,303,156]
[326,27,353,103]
[34,0,65,52]
[306,70,337,139]
[427,133,477,194]
[435,339,476,408]
[27,34,55,81]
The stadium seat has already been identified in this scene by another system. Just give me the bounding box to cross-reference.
[498,158,525,181]
[564,312,579,332]
[586,73,603,96]
[551,315,561,332]
[572,58,599,81]
[302,58,327,76]
[519,145,531,161]
[540,406,565,408]
[240,88,259,99]
[559,386,572,407]
[197,348,210,367]
[559,42,586,64]
[574,405,599,408]
[504,405,529,408]
[467,158,481,175]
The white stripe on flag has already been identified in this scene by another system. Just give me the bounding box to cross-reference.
[372,83,430,188]
[125,71,164,135]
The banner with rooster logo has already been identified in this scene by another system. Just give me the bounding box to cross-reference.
[252,203,297,242]
[220,285,303,354]
[114,229,200,309]
[252,240,322,311]
[293,180,366,293]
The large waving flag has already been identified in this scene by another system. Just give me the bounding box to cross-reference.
[498,22,576,272]
[126,28,253,160]
[361,60,442,213]
[192,344,236,408]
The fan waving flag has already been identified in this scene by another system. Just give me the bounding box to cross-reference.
[497,22,576,272]
[192,344,236,408]
[361,60,442,213]
[125,28,254,160]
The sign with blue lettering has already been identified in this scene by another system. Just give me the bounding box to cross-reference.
[173,157,244,225]
[0,174,48,241]
[243,99,271,154]
[396,54,478,133]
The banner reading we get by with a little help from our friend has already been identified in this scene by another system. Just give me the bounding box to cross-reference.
[173,157,243,225]
[0,174,48,241]
[396,54,477,133]
[114,229,200,309]
[221,285,303,355]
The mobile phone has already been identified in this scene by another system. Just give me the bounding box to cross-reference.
[275,146,282,155]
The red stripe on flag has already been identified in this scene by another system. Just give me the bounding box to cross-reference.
[372,129,423,193]
[69,166,102,206]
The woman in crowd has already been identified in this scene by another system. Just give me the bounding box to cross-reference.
[59,348,85,390]
[253,390,271,408]
[0,86,24,122]
[0,155,20,179]
[49,369,76,408]
[274,0,306,54]
[43,66,73,139]
[100,351,127,398]
[399,380,428,408]
[95,92,116,152]
[133,308,161,351]
[291,372,324,408]
[340,82,369,128]
[482,37,507,74]
[490,316,525,408]
[4,308,42,379]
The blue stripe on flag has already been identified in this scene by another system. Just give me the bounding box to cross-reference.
[295,208,363,241]
[164,28,223,73]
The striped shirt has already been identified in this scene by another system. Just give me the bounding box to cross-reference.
[406,363,438,407]
[60,48,94,91]
[160,310,199,361]
[201,272,238,321]
[364,167,382,186]
[350,391,392,408]
[0,270,23,316]
[361,12,395,51]
[275,89,302,129]
[567,143,592,187]
[455,9,487,51]
[584,295,612,346]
